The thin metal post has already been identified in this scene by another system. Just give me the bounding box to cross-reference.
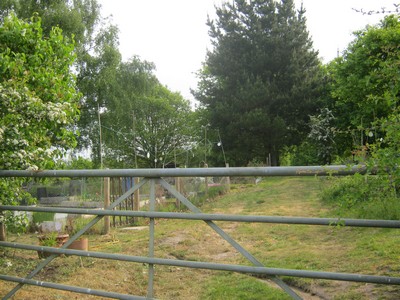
[147,179,156,298]
[104,176,110,234]
[225,163,230,192]
[176,177,181,209]
[134,177,140,224]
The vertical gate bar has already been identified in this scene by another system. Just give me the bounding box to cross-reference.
[119,177,123,226]
[147,178,156,298]
[104,176,110,234]
[3,179,149,300]
[112,177,116,227]
[125,181,129,225]
[158,178,302,300]
[175,178,181,210]
[130,177,134,223]
[134,177,140,224]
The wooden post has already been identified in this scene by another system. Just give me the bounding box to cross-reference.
[0,223,6,241]
[133,177,140,224]
[103,176,110,235]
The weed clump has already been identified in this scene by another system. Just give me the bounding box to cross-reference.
[321,173,400,220]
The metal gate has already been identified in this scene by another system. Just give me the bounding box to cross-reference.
[0,166,399,299]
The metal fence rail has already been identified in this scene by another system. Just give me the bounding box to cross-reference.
[0,165,398,300]
[3,205,400,228]
[0,165,366,178]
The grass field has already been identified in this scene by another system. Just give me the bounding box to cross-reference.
[1,176,399,299]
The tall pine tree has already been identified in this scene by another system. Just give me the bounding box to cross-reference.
[194,0,322,166]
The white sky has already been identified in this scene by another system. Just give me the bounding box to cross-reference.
[99,0,396,102]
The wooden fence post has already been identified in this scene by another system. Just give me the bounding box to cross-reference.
[103,176,110,235]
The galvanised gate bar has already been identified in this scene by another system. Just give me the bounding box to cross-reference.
[0,165,399,299]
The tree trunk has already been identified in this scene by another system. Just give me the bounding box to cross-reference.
[0,223,6,241]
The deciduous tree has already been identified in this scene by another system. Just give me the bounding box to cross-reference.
[329,15,400,154]
[101,58,194,168]
[0,14,80,238]
[0,0,123,162]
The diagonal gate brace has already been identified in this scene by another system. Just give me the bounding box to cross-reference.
[158,178,302,300]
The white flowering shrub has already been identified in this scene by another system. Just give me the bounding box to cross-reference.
[0,14,80,233]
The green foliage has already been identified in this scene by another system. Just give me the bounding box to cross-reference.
[64,157,93,170]
[0,13,80,171]
[308,108,336,164]
[32,212,55,224]
[76,23,122,162]
[207,185,228,199]
[321,174,400,220]
[0,1,200,169]
[0,13,80,233]
[323,15,400,216]
[38,232,59,247]
[3,209,29,234]
[329,15,400,154]
[0,0,101,48]
[101,57,195,168]
[0,0,123,166]
[195,0,323,166]
[280,143,321,166]
[370,110,400,193]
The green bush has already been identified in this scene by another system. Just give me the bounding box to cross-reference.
[32,212,55,224]
[207,185,228,199]
[280,143,321,166]
[321,174,400,219]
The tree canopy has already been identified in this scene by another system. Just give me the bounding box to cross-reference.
[0,13,80,170]
[0,0,123,161]
[329,15,400,154]
[0,0,198,169]
[0,13,80,234]
[101,57,194,168]
[194,0,323,166]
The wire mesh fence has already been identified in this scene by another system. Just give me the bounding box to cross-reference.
[24,174,232,228]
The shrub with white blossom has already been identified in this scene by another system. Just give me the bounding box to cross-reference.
[0,14,80,234]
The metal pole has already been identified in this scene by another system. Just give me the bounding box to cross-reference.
[104,176,110,234]
[3,205,400,228]
[2,242,400,286]
[0,165,368,178]
[98,103,103,169]
[133,177,140,224]
[147,179,156,298]
[0,274,148,300]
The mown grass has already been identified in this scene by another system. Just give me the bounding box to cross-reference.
[1,176,399,299]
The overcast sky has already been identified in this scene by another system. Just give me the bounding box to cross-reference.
[99,0,396,102]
